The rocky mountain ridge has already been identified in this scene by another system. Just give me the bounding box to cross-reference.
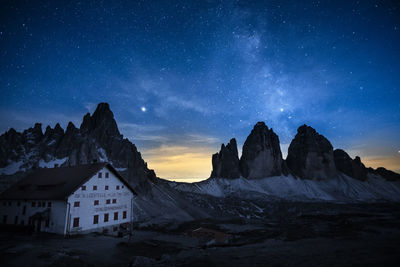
[210,122,399,182]
[0,103,156,192]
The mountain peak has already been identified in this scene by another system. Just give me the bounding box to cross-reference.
[240,121,287,179]
[210,138,240,179]
[80,102,120,137]
[287,125,336,180]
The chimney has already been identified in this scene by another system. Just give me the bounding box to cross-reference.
[54,164,59,168]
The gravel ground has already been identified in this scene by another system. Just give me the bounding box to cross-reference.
[1,203,399,266]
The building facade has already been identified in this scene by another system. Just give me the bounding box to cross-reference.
[0,163,136,235]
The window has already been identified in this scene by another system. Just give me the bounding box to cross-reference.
[74,201,80,207]
[104,213,109,222]
[112,199,116,204]
[105,172,109,178]
[114,212,118,220]
[122,185,124,189]
[123,211,127,219]
[98,172,102,178]
[3,215,7,224]
[14,216,18,225]
[22,206,26,215]
[82,185,86,191]
[116,185,120,190]
[45,219,50,227]
[32,201,36,207]
[48,202,52,207]
[93,215,99,224]
[17,202,21,206]
[113,226,118,232]
[42,202,45,207]
[105,185,109,190]
[2,201,6,206]
[106,199,110,204]
[38,202,42,207]
[94,200,99,206]
[73,217,79,228]
[93,185,97,191]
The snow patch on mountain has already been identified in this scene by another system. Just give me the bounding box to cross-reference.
[38,157,68,168]
[0,161,25,175]
[171,174,400,202]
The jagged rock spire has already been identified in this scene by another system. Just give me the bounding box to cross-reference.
[333,149,367,181]
[210,138,240,179]
[286,125,337,180]
[239,122,288,179]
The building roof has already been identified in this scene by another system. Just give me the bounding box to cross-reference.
[0,162,136,200]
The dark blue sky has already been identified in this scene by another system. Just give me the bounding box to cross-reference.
[1,0,399,180]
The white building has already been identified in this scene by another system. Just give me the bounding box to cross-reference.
[0,162,136,236]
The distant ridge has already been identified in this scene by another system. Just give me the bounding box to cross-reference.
[210,122,400,182]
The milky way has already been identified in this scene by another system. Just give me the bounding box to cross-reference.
[0,0,399,180]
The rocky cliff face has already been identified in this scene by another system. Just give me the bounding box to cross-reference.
[210,138,240,179]
[368,167,400,181]
[333,149,367,181]
[239,122,288,179]
[286,125,337,180]
[0,103,156,192]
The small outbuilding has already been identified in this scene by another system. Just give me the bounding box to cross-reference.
[0,162,136,236]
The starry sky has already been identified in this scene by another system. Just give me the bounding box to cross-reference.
[1,0,400,181]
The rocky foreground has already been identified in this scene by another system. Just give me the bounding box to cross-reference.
[1,203,399,266]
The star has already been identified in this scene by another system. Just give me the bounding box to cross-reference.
[141,106,147,112]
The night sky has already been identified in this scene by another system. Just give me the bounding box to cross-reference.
[1,0,399,181]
